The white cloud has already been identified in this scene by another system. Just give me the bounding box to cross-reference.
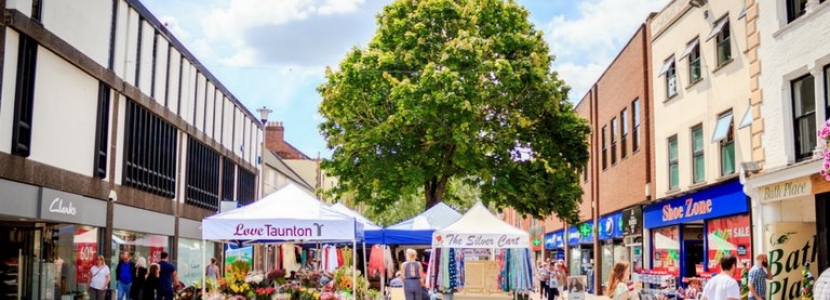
[544,0,666,100]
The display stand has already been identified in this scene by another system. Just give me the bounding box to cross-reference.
[637,270,677,300]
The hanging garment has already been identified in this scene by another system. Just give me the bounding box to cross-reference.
[368,245,385,277]
[384,246,396,278]
[301,249,307,267]
[283,243,300,273]
[341,247,353,268]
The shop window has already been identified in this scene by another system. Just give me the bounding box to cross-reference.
[714,111,736,176]
[602,126,608,170]
[632,99,641,152]
[788,0,808,23]
[792,75,816,161]
[111,230,170,267]
[178,238,216,286]
[185,137,221,211]
[652,226,680,277]
[93,83,111,178]
[237,168,256,205]
[124,101,178,198]
[706,215,751,279]
[11,35,38,157]
[222,157,236,201]
[668,135,679,190]
[53,225,101,299]
[621,108,629,159]
[691,125,705,183]
[611,117,618,165]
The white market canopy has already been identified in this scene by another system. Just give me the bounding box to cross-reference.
[432,202,529,249]
[330,202,382,231]
[202,183,363,242]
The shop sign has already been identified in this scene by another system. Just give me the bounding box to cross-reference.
[567,223,594,245]
[765,222,819,300]
[568,226,581,245]
[644,180,748,229]
[598,212,624,240]
[622,206,643,235]
[531,235,544,251]
[434,233,528,248]
[39,188,107,227]
[545,230,565,249]
[759,177,811,203]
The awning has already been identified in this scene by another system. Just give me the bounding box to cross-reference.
[712,111,734,143]
[706,17,729,41]
[679,39,700,60]
[737,6,747,20]
[657,56,675,77]
[738,104,752,129]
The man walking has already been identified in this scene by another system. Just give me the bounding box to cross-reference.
[702,255,741,300]
[157,252,179,300]
[115,251,135,300]
[748,254,773,300]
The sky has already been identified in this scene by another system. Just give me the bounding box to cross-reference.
[141,0,667,158]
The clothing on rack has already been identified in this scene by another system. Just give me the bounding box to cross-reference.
[368,245,386,277]
[283,243,300,272]
[384,246,395,278]
[342,247,353,268]
[497,249,533,292]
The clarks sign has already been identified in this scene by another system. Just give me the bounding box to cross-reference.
[39,188,107,227]
[49,197,77,216]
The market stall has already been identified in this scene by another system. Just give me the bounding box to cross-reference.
[201,183,371,300]
[429,202,534,300]
[383,202,462,245]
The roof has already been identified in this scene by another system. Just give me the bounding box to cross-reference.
[264,150,315,190]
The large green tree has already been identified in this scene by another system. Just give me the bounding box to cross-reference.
[318,0,590,223]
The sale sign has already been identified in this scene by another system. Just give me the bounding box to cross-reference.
[74,228,98,284]
[706,214,751,279]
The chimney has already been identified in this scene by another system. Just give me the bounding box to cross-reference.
[264,121,285,152]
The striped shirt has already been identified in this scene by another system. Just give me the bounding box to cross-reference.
[747,265,768,300]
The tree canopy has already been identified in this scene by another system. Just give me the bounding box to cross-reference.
[317,0,590,223]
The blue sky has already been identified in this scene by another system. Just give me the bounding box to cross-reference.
[141,0,666,158]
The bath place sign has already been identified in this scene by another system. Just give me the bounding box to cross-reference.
[433,233,529,249]
[644,180,749,229]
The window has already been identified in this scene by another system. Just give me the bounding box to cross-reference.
[825,65,829,119]
[788,0,808,23]
[691,125,705,183]
[687,40,702,83]
[621,108,629,158]
[666,60,677,98]
[185,137,220,211]
[222,158,236,201]
[93,83,111,178]
[123,101,177,198]
[611,117,618,165]
[602,126,608,170]
[633,99,641,152]
[31,0,42,21]
[715,19,732,67]
[11,35,38,157]
[793,75,816,161]
[668,136,679,190]
[717,111,736,176]
[583,167,588,182]
[135,17,143,86]
[237,169,256,205]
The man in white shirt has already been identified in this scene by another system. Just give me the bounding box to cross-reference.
[702,255,741,300]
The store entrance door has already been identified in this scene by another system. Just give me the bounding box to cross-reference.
[816,192,830,272]
[0,224,42,300]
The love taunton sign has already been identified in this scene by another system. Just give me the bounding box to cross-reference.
[644,180,748,229]
[434,234,528,249]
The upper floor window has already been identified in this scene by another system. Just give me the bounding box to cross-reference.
[185,137,221,211]
[824,65,830,119]
[611,117,618,165]
[714,111,735,176]
[123,101,178,198]
[237,168,257,206]
[793,74,816,161]
[621,108,629,159]
[788,0,808,23]
[691,125,705,184]
[602,125,608,170]
[713,17,732,67]
[668,135,679,190]
[682,39,702,84]
[659,57,678,99]
[632,99,641,152]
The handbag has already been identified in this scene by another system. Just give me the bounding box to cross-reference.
[421,287,430,300]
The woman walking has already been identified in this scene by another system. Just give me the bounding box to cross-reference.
[607,260,639,300]
[131,257,148,300]
[142,263,160,300]
[400,249,424,300]
[89,255,110,300]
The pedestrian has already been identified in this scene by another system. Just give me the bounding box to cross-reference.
[116,251,136,300]
[205,257,221,280]
[131,257,148,300]
[702,255,741,300]
[157,252,179,300]
[390,271,404,287]
[89,255,111,300]
[538,262,549,299]
[748,254,773,300]
[143,263,160,300]
[607,260,639,300]
[400,248,424,300]
[546,262,562,300]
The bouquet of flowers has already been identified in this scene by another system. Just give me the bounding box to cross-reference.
[226,259,254,299]
[256,287,277,298]
[268,269,288,286]
[803,263,815,300]
[298,287,320,300]
[818,120,830,180]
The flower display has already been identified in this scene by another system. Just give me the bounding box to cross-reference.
[803,263,815,300]
[818,120,830,181]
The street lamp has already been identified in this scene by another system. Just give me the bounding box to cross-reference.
[256,106,272,123]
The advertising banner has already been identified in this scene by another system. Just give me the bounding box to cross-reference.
[202,219,357,241]
[651,226,680,277]
[764,222,818,300]
[567,275,588,300]
[74,228,98,284]
[706,214,752,279]
[432,233,529,248]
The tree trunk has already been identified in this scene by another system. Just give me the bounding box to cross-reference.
[424,176,448,210]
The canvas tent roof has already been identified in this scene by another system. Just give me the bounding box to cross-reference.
[383,202,462,245]
[330,202,383,244]
[432,202,529,248]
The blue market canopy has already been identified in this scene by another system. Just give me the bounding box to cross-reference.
[383,202,462,245]
[329,202,384,244]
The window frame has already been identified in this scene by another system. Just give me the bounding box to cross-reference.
[93,83,111,178]
[621,108,629,159]
[688,41,702,84]
[602,126,608,170]
[715,18,732,67]
[691,125,705,184]
[668,135,679,190]
[185,137,221,211]
[718,110,736,176]
[787,0,808,23]
[11,35,38,158]
[611,117,618,165]
[666,60,678,98]
[123,101,178,198]
[792,74,817,161]
[824,65,829,121]
[632,99,641,152]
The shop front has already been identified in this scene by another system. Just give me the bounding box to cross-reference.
[622,206,644,272]
[111,204,175,277]
[568,222,595,292]
[0,179,108,300]
[544,230,565,262]
[178,218,216,286]
[643,180,751,286]
[598,212,625,293]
